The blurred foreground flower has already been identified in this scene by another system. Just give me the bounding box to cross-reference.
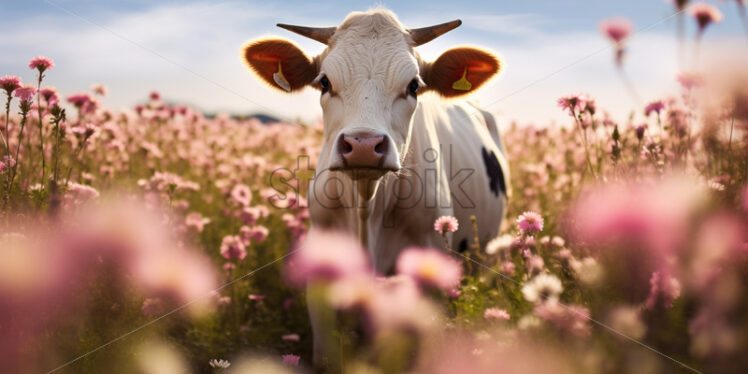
[396,247,463,291]
[284,230,370,286]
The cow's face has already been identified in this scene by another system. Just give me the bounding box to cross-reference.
[243,10,500,180]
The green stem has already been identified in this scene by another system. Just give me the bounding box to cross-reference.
[36,74,45,191]
[3,93,11,210]
[9,110,28,192]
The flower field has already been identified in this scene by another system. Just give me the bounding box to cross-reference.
[2,3,748,374]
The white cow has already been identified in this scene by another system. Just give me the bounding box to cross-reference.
[242,8,510,369]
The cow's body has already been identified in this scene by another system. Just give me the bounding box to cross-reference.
[309,95,509,273]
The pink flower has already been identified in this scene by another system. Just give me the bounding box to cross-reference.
[570,177,702,255]
[645,271,682,309]
[150,91,161,101]
[185,212,210,232]
[666,0,691,11]
[501,261,516,276]
[677,71,704,90]
[39,86,59,106]
[282,333,300,341]
[396,247,463,291]
[0,75,21,94]
[13,84,36,102]
[689,2,724,32]
[284,230,371,286]
[248,294,266,301]
[67,93,93,107]
[230,184,252,206]
[517,211,544,234]
[433,215,459,234]
[557,94,583,113]
[484,307,510,321]
[28,56,55,72]
[220,235,247,260]
[644,100,665,116]
[282,354,300,367]
[90,84,108,96]
[0,156,16,175]
[247,225,269,243]
[599,17,633,44]
[534,302,591,336]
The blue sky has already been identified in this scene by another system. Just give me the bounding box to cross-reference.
[2,0,747,124]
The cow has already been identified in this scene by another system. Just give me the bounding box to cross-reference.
[242,8,510,369]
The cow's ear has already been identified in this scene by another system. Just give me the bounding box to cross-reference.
[242,38,317,92]
[422,47,500,98]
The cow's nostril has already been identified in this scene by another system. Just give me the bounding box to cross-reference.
[374,138,387,155]
[338,136,353,154]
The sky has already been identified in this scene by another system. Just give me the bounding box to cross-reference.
[1,0,748,126]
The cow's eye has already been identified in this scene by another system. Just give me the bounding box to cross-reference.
[407,79,419,97]
[320,75,331,94]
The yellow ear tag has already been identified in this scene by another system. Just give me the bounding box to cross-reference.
[452,67,472,91]
[273,61,291,92]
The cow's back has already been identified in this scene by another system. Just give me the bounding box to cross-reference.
[413,95,511,254]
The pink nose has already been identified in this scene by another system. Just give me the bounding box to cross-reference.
[338,133,387,168]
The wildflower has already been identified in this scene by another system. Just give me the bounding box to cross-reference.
[282,354,300,367]
[67,93,93,107]
[666,0,691,11]
[209,359,231,369]
[185,212,210,232]
[526,255,545,273]
[0,75,22,94]
[607,306,646,340]
[64,183,100,205]
[90,83,108,96]
[644,100,665,116]
[28,56,55,72]
[485,234,513,255]
[248,294,265,301]
[534,302,591,336]
[13,84,36,102]
[0,156,15,175]
[599,17,633,44]
[521,272,563,304]
[150,91,161,101]
[230,184,252,206]
[282,333,300,341]
[645,271,682,309]
[677,71,704,90]
[689,2,724,33]
[39,86,59,106]
[557,94,584,114]
[517,211,543,234]
[483,307,510,321]
[396,247,463,291]
[220,235,247,260]
[501,261,516,276]
[635,123,648,141]
[284,230,370,286]
[433,215,459,234]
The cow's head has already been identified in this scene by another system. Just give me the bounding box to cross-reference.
[242,9,500,180]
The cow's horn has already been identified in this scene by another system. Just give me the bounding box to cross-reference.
[409,19,462,46]
[277,24,336,44]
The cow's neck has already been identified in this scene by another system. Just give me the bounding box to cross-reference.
[353,177,380,249]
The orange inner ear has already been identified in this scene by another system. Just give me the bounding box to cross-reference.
[426,47,500,98]
[243,39,317,92]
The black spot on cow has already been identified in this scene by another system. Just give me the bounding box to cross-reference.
[458,238,468,253]
[481,147,506,197]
